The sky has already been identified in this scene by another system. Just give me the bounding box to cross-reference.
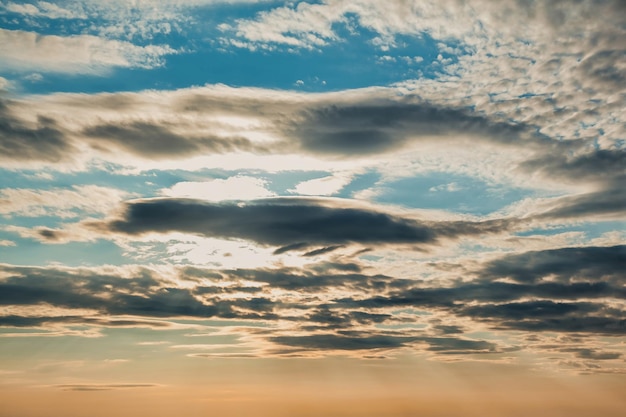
[0,1,625,416]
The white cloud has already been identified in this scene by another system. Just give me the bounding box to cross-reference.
[3,1,87,19]
[22,73,44,83]
[221,1,625,153]
[226,1,344,50]
[0,185,131,218]
[4,2,40,15]
[0,76,10,90]
[291,173,353,196]
[161,176,275,201]
[164,236,279,268]
[0,29,176,74]
[429,182,462,193]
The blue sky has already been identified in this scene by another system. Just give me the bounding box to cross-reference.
[0,1,625,416]
[1,1,456,94]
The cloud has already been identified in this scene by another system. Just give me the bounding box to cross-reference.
[2,84,620,209]
[561,348,622,361]
[223,0,625,52]
[468,308,626,335]
[0,185,130,218]
[161,176,275,201]
[0,265,222,321]
[219,267,394,293]
[480,245,626,284]
[3,1,87,19]
[87,197,516,252]
[82,121,262,159]
[0,315,171,329]
[291,173,353,196]
[289,101,535,156]
[271,332,500,354]
[0,28,175,74]
[521,150,626,186]
[429,182,461,193]
[531,187,626,221]
[271,334,413,351]
[0,252,623,363]
[0,86,542,166]
[2,0,279,45]
[0,99,73,163]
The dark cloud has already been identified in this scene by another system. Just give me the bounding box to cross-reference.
[307,261,362,273]
[480,245,626,284]
[0,99,72,162]
[560,348,622,361]
[519,150,626,220]
[291,101,535,156]
[102,198,436,246]
[521,149,626,185]
[334,278,626,312]
[83,121,263,159]
[456,291,623,334]
[420,336,498,354]
[303,308,391,330]
[537,186,626,220]
[272,242,310,255]
[432,324,464,335]
[0,266,263,322]
[221,268,395,292]
[91,198,515,250]
[0,315,170,328]
[271,332,499,354]
[303,245,345,257]
[271,334,413,350]
[493,315,626,334]
[459,300,602,320]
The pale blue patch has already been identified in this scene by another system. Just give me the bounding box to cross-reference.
[0,238,128,267]
[366,173,535,215]
[391,309,432,316]
[336,171,382,198]
[359,254,383,262]
[0,167,189,198]
[0,327,198,364]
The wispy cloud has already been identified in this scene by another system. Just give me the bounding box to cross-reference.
[0,29,176,74]
[0,185,130,218]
